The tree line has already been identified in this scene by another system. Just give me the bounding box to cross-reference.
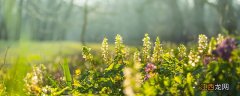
[0,0,239,44]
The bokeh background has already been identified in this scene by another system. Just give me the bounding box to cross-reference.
[0,0,240,45]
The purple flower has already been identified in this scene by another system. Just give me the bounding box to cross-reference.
[144,74,150,81]
[203,56,211,65]
[145,63,157,73]
[203,55,217,65]
[144,63,156,81]
[212,37,237,61]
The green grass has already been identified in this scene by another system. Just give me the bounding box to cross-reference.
[0,41,83,95]
[0,41,83,64]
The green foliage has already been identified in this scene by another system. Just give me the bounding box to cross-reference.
[61,59,72,90]
[208,37,217,55]
[1,34,240,95]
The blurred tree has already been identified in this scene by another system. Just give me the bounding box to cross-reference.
[25,0,74,41]
[0,11,8,40]
[207,0,237,34]
[15,0,24,41]
[193,0,207,34]
[165,0,185,42]
[1,0,16,41]
[80,0,100,45]
[217,0,237,35]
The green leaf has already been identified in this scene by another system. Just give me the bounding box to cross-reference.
[105,63,114,71]
[61,59,72,90]
[174,76,181,84]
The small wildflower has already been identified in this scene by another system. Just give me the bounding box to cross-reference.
[133,51,141,63]
[142,34,152,63]
[73,79,81,87]
[101,37,110,64]
[114,34,125,64]
[151,37,163,63]
[42,85,52,94]
[144,63,156,73]
[144,74,150,81]
[24,64,46,95]
[82,46,93,62]
[115,34,124,54]
[198,34,208,54]
[178,44,186,60]
[188,50,200,67]
[216,34,224,44]
[143,63,156,81]
[75,69,81,76]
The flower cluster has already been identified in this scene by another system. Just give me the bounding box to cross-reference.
[115,34,124,54]
[212,37,237,61]
[145,63,157,73]
[24,64,46,95]
[216,34,224,44]
[202,55,216,65]
[144,63,156,80]
[114,34,125,64]
[142,34,152,63]
[151,37,163,63]
[178,44,186,60]
[101,37,110,64]
[82,46,93,62]
[198,34,208,54]
[41,85,56,95]
[133,51,141,64]
[188,50,200,67]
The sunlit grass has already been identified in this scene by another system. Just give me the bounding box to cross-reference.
[0,41,83,64]
[0,41,84,95]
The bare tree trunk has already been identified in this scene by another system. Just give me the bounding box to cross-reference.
[81,0,88,45]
